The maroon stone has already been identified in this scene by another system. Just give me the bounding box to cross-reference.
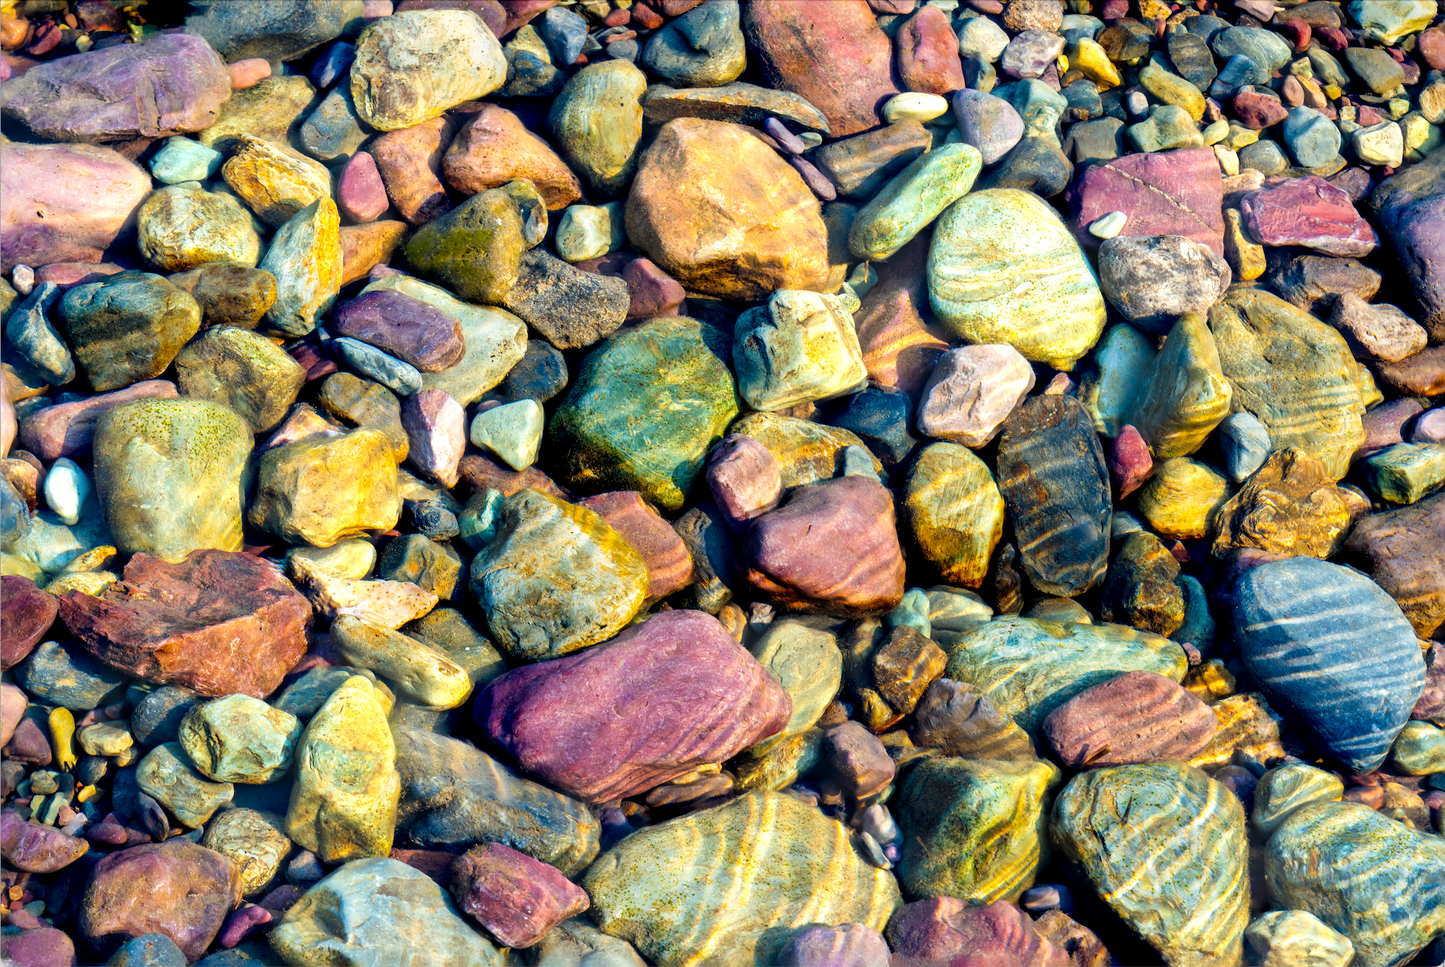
[57,550,313,699]
[450,843,589,948]
[854,231,949,393]
[78,839,238,962]
[886,899,1069,967]
[778,924,892,967]
[1108,425,1153,498]
[85,823,132,847]
[499,0,557,35]
[576,491,693,604]
[338,151,389,224]
[1240,176,1379,257]
[741,0,900,137]
[1415,643,1444,725]
[6,717,51,767]
[743,475,906,616]
[1357,398,1424,459]
[631,1,664,29]
[869,0,916,11]
[475,609,791,803]
[1,927,75,967]
[333,290,466,373]
[822,721,895,797]
[706,433,782,532]
[17,380,178,462]
[1370,145,1445,341]
[1040,670,1219,769]
[2,810,89,872]
[257,884,306,919]
[458,453,570,499]
[217,904,271,948]
[895,6,963,96]
[622,257,686,319]
[1232,91,1290,129]
[1,683,26,747]
[1344,492,1445,641]
[1,576,56,670]
[1419,26,1445,71]
[1279,18,1311,52]
[1066,148,1225,255]
[1373,344,1445,396]
[388,848,457,886]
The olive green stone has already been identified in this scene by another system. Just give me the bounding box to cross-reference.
[402,606,507,690]
[1135,457,1233,540]
[583,792,902,966]
[196,75,320,155]
[178,694,302,784]
[1053,763,1250,967]
[1078,323,1158,436]
[733,291,867,412]
[902,442,1005,589]
[92,398,252,562]
[849,143,983,261]
[1390,720,1445,775]
[1252,763,1344,837]
[1127,314,1232,459]
[402,184,537,306]
[317,372,409,463]
[730,412,882,490]
[59,271,202,393]
[734,729,824,793]
[247,428,401,548]
[200,808,292,899]
[550,317,738,513]
[1099,532,1185,637]
[1363,443,1445,505]
[746,620,842,755]
[547,59,648,197]
[168,262,277,330]
[174,327,305,433]
[330,615,473,710]
[897,756,1062,904]
[137,185,262,273]
[136,741,235,828]
[1245,910,1355,967]
[378,532,462,601]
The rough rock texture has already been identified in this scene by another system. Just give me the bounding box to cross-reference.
[1241,176,1380,257]
[450,843,589,948]
[1213,448,1354,559]
[1097,235,1231,332]
[886,898,1068,967]
[350,9,507,131]
[1066,148,1226,255]
[1344,492,1445,641]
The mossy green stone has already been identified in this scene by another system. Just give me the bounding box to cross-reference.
[196,75,320,155]
[1363,442,1445,504]
[1126,313,1232,459]
[549,317,738,513]
[747,620,842,755]
[174,327,306,434]
[896,756,1062,904]
[849,143,983,261]
[1252,763,1343,837]
[902,442,1006,590]
[403,185,533,306]
[59,271,202,392]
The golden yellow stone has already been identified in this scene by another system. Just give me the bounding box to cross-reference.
[1187,692,1291,770]
[1223,208,1266,281]
[1212,448,1353,558]
[221,135,333,227]
[1184,659,1237,704]
[1135,457,1233,540]
[48,707,76,772]
[903,442,1005,589]
[1070,38,1121,89]
[248,428,401,548]
[1127,313,1232,459]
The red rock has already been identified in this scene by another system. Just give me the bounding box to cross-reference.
[1066,147,1226,256]
[1240,176,1378,257]
[657,0,703,14]
[895,6,963,96]
[1345,493,1445,641]
[475,609,791,802]
[338,151,389,224]
[887,899,1070,967]
[6,716,51,766]
[459,453,569,499]
[1419,26,1445,71]
[369,116,456,226]
[333,289,466,372]
[442,104,582,210]
[1,927,74,967]
[450,843,589,948]
[78,839,238,962]
[1040,670,1219,768]
[228,58,271,90]
[1,810,89,872]
[1109,425,1153,498]
[1278,19,1311,53]
[706,434,782,532]
[401,389,466,489]
[823,721,895,796]
[257,884,306,919]
[576,491,693,604]
[622,257,685,319]
[1,683,25,747]
[499,0,556,35]
[2,393,13,459]
[1,576,56,670]
[17,380,178,462]
[388,848,456,886]
[854,232,950,393]
[1357,398,1424,459]
[743,475,906,616]
[1373,344,1445,396]
[1232,90,1289,128]
[741,0,900,137]
[57,550,313,699]
[631,2,664,29]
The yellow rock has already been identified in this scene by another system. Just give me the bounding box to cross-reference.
[1070,38,1121,89]
[1184,659,1237,704]
[1127,313,1232,459]
[44,571,118,596]
[221,135,333,227]
[1139,62,1206,121]
[248,428,401,548]
[1188,692,1292,770]
[329,615,473,709]
[1135,457,1232,540]
[1212,448,1353,558]
[1224,209,1266,281]
[731,412,882,489]
[903,442,1005,589]
[48,707,76,772]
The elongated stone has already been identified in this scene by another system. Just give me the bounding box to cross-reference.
[996,395,1111,597]
[902,442,1006,589]
[584,792,901,965]
[260,198,342,338]
[330,615,471,710]
[1213,448,1353,558]
[850,144,983,262]
[1041,670,1218,768]
[910,678,1036,761]
[1126,313,1232,459]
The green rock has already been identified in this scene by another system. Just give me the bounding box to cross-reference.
[178,694,302,784]
[468,490,648,661]
[195,75,320,155]
[940,616,1188,734]
[746,620,842,754]
[174,327,306,434]
[59,272,201,392]
[1252,763,1344,837]
[92,399,252,562]
[401,607,507,690]
[135,741,234,828]
[897,756,1062,904]
[733,291,867,412]
[137,186,262,273]
[532,919,648,967]
[1363,443,1445,504]
[583,792,902,965]
[1078,323,1157,436]
[1128,104,1204,152]
[902,442,1005,589]
[402,184,538,305]
[1391,720,1445,775]
[247,428,401,548]
[330,615,473,710]
[1126,313,1232,459]
[548,60,648,197]
[730,412,881,490]
[200,808,291,899]
[260,197,342,338]
[849,144,983,261]
[501,25,563,99]
[1245,910,1355,967]
[550,317,738,513]
[1265,801,1445,967]
[1139,62,1206,121]
[1348,0,1437,44]
[555,202,624,263]
[1052,763,1250,966]
[149,137,224,184]
[733,729,824,792]
[468,399,544,472]
[317,373,409,462]
[929,188,1106,370]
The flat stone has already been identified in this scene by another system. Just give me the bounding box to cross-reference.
[1066,147,1226,256]
[851,144,983,261]
[744,620,842,754]
[640,81,830,132]
[450,843,588,949]
[1328,293,1428,363]
[59,272,201,393]
[1213,448,1353,558]
[1,811,89,873]
[350,9,505,130]
[706,434,782,531]
[911,677,1034,761]
[0,575,56,670]
[902,442,1006,589]
[886,898,1067,966]
[1042,669,1217,768]
[1077,324,1155,437]
[809,121,932,200]
[1345,493,1445,641]
[499,249,630,350]
[1364,442,1445,505]
[185,0,359,62]
[316,372,408,460]
[1241,176,1378,257]
[136,741,234,828]
[330,616,470,709]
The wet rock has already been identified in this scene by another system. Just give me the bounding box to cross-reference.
[173,328,305,434]
[135,741,234,828]
[1370,143,1445,341]
[734,290,867,411]
[1041,670,1218,768]
[59,272,201,393]
[641,0,746,87]
[1097,235,1231,332]
[1245,910,1355,967]
[498,249,629,349]
[1126,313,1232,459]
[576,491,693,605]
[369,116,455,226]
[178,695,301,784]
[201,808,292,899]
[910,677,1036,761]
[777,924,891,967]
[1,810,89,872]
[168,263,277,330]
[450,843,589,948]
[185,1,360,63]
[249,428,400,547]
[350,9,506,130]
[1,575,56,670]
[547,60,647,197]
[902,442,1006,589]
[402,183,537,305]
[1344,493,1445,641]
[442,104,581,210]
[1241,176,1377,257]
[1067,148,1225,256]
[1213,448,1353,559]
[886,898,1067,967]
[259,198,342,338]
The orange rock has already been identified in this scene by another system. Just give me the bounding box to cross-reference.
[339,221,408,286]
[442,104,582,210]
[853,232,949,393]
[370,116,456,226]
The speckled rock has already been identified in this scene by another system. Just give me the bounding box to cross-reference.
[200,808,292,899]
[59,272,201,393]
[173,327,305,434]
[135,741,234,828]
[1041,670,1218,768]
[179,694,301,784]
[733,290,867,412]
[746,619,842,753]
[248,428,400,548]
[401,183,538,306]
[136,186,260,274]
[259,197,342,338]
[1097,235,1231,333]
[902,442,1006,589]
[350,10,506,131]
[1245,910,1355,967]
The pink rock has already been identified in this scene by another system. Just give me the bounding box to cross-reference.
[1,143,152,272]
[823,721,895,797]
[499,0,557,36]
[1420,26,1445,71]
[917,345,1036,448]
[449,844,588,948]
[1040,670,1219,768]
[401,389,466,488]
[1240,176,1379,257]
[743,475,906,616]
[1,683,26,747]
[1,576,56,670]
[741,0,900,137]
[576,491,693,604]
[1066,147,1225,256]
[777,923,892,967]
[228,58,271,89]
[217,904,271,948]
[338,151,389,224]
[17,380,179,462]
[1412,407,1445,444]
[706,434,782,532]
[333,289,466,372]
[6,717,51,767]
[441,104,582,211]
[2,810,90,873]
[0,927,75,967]
[1232,90,1290,128]
[369,116,457,226]
[387,848,456,886]
[622,257,686,319]
[32,262,131,289]
[1358,399,1425,461]
[854,232,950,393]
[896,6,963,95]
[1278,19,1311,53]
[886,899,1069,967]
[475,609,791,802]
[1109,425,1153,498]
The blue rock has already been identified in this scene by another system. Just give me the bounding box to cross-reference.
[14,640,129,711]
[309,41,355,89]
[148,137,224,184]
[827,387,916,468]
[539,5,589,67]
[331,336,424,397]
[1209,53,1263,97]
[1232,557,1425,773]
[107,932,188,966]
[1282,107,1343,169]
[297,85,367,163]
[1210,27,1290,80]
[1217,411,1271,483]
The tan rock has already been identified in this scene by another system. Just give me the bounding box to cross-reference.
[221,136,333,228]
[339,221,408,286]
[369,117,456,226]
[442,105,582,210]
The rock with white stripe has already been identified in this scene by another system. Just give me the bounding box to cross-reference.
[1265,801,1445,967]
[1232,557,1426,773]
[1052,763,1250,967]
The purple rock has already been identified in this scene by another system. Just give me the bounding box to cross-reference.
[788,154,838,201]
[1,810,90,873]
[331,290,467,373]
[1066,147,1225,255]
[475,609,791,803]
[953,89,1025,166]
[1413,408,1445,445]
[886,898,1069,966]
[777,924,891,967]
[338,151,389,224]
[218,904,272,948]
[1370,146,1445,341]
[1,576,57,670]
[764,117,807,155]
[706,434,782,532]
[449,843,589,949]
[0,35,232,143]
[1,927,75,967]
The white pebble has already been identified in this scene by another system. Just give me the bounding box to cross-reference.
[44,457,91,526]
[11,264,34,296]
[882,92,950,124]
[1087,211,1127,239]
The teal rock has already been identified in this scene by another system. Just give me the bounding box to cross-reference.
[148,137,224,185]
[1391,720,1445,775]
[640,0,746,87]
[259,198,342,338]
[273,665,381,720]
[6,282,74,386]
[550,317,738,513]
[13,640,127,711]
[135,742,235,828]
[1265,801,1445,967]
[1251,763,1344,837]
[896,756,1062,904]
[136,186,262,274]
[1245,911,1355,967]
[1128,105,1204,153]
[940,616,1188,734]
[849,144,983,262]
[1363,442,1445,504]
[555,203,624,263]
[548,60,648,197]
[469,399,544,472]
[501,26,563,99]
[178,694,302,784]
[59,272,202,393]
[1000,78,1069,141]
[1125,313,1233,459]
[1078,324,1157,436]
[332,337,423,398]
[1211,26,1292,76]
[733,291,867,412]
[1052,763,1250,966]
[746,619,842,754]
[402,607,507,690]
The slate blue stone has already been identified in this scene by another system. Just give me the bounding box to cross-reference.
[297,85,367,163]
[1210,27,1290,78]
[107,932,188,966]
[1209,54,1263,97]
[495,339,569,404]
[1233,557,1426,773]
[1062,80,1103,122]
[309,41,355,89]
[14,640,129,711]
[1218,411,1271,483]
[331,336,424,397]
[1167,30,1217,89]
[148,137,225,185]
[828,387,917,468]
[539,5,589,67]
[1282,107,1342,170]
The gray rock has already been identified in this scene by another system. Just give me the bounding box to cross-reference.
[5,281,75,385]
[14,640,129,711]
[1281,107,1343,170]
[1097,235,1232,333]
[131,686,202,749]
[641,0,746,88]
[1218,412,1271,483]
[331,336,424,397]
[185,0,363,63]
[498,249,630,350]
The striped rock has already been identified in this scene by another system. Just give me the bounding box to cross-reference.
[928,189,1107,370]
[730,412,883,490]
[1251,763,1343,837]
[576,491,693,605]
[886,898,1068,967]
[1265,801,1445,967]
[776,924,890,967]
[996,395,1112,597]
[1041,671,1218,769]
[1052,763,1250,966]
[910,677,1037,761]
[1344,492,1445,640]
[941,617,1188,735]
[475,610,791,803]
[902,442,1006,589]
[1233,557,1426,773]
[1213,448,1354,559]
[896,757,1062,904]
[1209,288,1365,480]
[1125,313,1232,459]
[583,792,902,965]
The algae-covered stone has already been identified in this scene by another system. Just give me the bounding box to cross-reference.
[196,75,320,155]
[747,620,842,754]
[550,317,738,513]
[468,490,648,661]
[1126,314,1232,459]
[1245,910,1355,967]
[1053,763,1249,967]
[929,189,1106,370]
[547,60,648,197]
[350,10,507,131]
[330,615,472,709]
[260,198,342,338]
[174,327,306,434]
[285,675,400,863]
[583,792,902,966]
[221,136,333,229]
[178,695,301,785]
[1251,763,1344,837]
[248,428,401,548]
[402,184,538,306]
[1364,442,1445,505]
[137,186,262,273]
[136,741,235,829]
[200,808,291,899]
[60,273,201,393]
[902,442,1006,589]
[730,413,882,490]
[849,144,984,262]
[92,399,252,562]
[896,757,1062,904]
[733,291,867,412]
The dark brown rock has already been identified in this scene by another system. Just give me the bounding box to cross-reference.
[332,290,467,373]
[1100,532,1185,637]
[1344,492,1445,641]
[822,720,895,798]
[872,626,947,715]
[0,576,56,670]
[910,677,1036,760]
[808,120,932,200]
[499,249,630,350]
[1268,255,1382,316]
[1415,644,1445,725]
[1040,670,1219,769]
[1373,344,1445,397]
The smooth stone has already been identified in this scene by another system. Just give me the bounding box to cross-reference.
[296,84,368,163]
[910,677,1033,760]
[135,741,234,828]
[1283,107,1344,169]
[401,390,466,488]
[555,204,621,263]
[902,442,1005,590]
[1100,529,1183,635]
[248,427,399,547]
[1252,763,1344,837]
[850,144,983,261]
[575,491,693,605]
[1369,143,1445,341]
[777,924,891,967]
[885,93,950,125]
[168,263,276,331]
[350,9,505,130]
[1077,324,1156,437]
[746,620,842,753]
[131,687,201,749]
[450,843,589,949]
[368,115,455,227]
[1391,720,1445,774]
[315,372,409,459]
[1042,670,1217,768]
[177,695,301,785]
[7,282,74,386]
[337,151,388,224]
[1213,447,1353,558]
[333,290,465,374]
[1134,457,1232,540]
[706,434,783,532]
[1246,910,1355,967]
[219,137,331,231]
[1345,494,1445,643]
[1270,255,1383,315]
[291,554,439,627]
[59,273,201,393]
[375,533,460,603]
[173,328,304,435]
[953,89,1025,166]
[547,59,647,197]
[886,898,1067,966]
[828,387,917,468]
[184,0,359,62]
[401,184,537,306]
[498,249,630,350]
[1364,443,1445,505]
[330,616,470,709]
[1328,294,1428,363]
[1,810,90,873]
[3,928,77,967]
[201,809,291,900]
[641,0,746,87]
[1066,147,1225,256]
[1097,235,1231,333]
[1241,176,1378,257]
[1218,411,1272,482]
[1126,313,1233,459]
[134,187,260,277]
[13,639,126,711]
[495,340,568,404]
[193,74,320,157]
[0,575,56,670]
[734,290,866,411]
[639,81,831,132]
[808,122,932,200]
